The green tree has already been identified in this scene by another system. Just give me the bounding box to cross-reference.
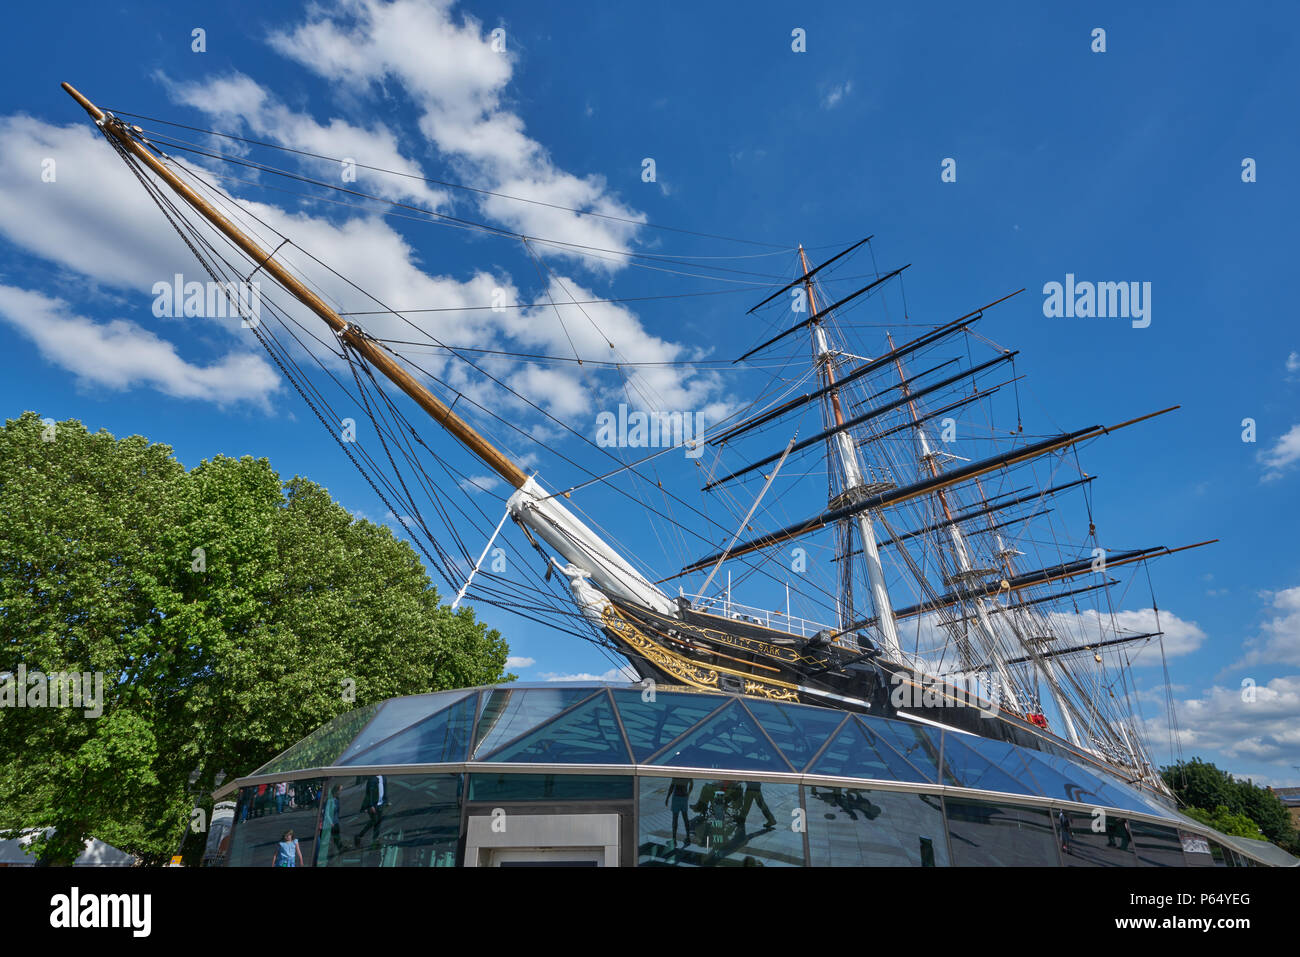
[1160,757,1235,812]
[1181,805,1266,840]
[1162,757,1299,851]
[0,412,512,864]
[1233,778,1296,850]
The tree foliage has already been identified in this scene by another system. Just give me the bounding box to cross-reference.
[1161,757,1298,851]
[0,412,512,864]
[1180,805,1266,841]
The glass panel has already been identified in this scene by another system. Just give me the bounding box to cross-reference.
[1209,842,1235,867]
[1180,830,1214,867]
[335,691,474,764]
[939,735,1038,797]
[807,788,949,866]
[743,699,848,772]
[945,798,1061,866]
[1113,789,1162,816]
[1020,753,1106,805]
[1090,776,1171,817]
[255,704,381,774]
[810,715,931,783]
[650,700,792,773]
[1056,809,1138,867]
[483,692,631,764]
[317,773,461,867]
[858,716,943,783]
[341,693,476,766]
[467,773,633,802]
[1130,821,1186,866]
[472,688,596,758]
[227,778,325,867]
[612,690,726,762]
[639,776,804,866]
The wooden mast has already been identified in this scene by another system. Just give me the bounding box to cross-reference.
[62,82,529,490]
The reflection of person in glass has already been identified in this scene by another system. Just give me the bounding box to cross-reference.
[355,775,386,848]
[918,836,936,867]
[665,778,693,846]
[317,784,345,865]
[273,830,303,868]
[1106,816,1132,850]
[739,781,776,831]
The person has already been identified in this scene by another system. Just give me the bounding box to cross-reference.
[275,780,288,814]
[1106,815,1132,850]
[918,836,936,867]
[273,830,303,868]
[739,781,777,831]
[355,775,386,848]
[317,785,345,866]
[1057,810,1072,855]
[665,778,693,847]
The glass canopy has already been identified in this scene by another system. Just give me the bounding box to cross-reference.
[250,682,1177,821]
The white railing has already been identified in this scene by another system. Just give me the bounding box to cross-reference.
[681,593,860,648]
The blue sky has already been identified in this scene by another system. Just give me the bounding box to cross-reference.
[1,0,1297,784]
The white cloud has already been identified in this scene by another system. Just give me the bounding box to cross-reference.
[458,474,502,495]
[1000,606,1206,663]
[1286,350,1299,374]
[504,656,534,668]
[540,665,638,682]
[267,0,645,268]
[0,117,202,290]
[0,285,279,406]
[159,71,450,210]
[1049,607,1208,662]
[511,278,731,420]
[1235,585,1300,668]
[822,81,853,110]
[1259,423,1300,481]
[0,3,729,443]
[1141,675,1300,774]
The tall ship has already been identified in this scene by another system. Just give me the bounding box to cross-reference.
[63,81,1214,814]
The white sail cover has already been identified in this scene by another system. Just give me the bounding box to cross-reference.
[508,476,677,616]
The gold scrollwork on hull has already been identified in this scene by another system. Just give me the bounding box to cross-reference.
[601,605,801,705]
[743,679,800,703]
[636,604,817,667]
[603,605,719,689]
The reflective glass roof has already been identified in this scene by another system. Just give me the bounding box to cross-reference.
[251,682,1176,820]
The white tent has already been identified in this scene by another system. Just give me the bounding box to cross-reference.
[0,828,136,867]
